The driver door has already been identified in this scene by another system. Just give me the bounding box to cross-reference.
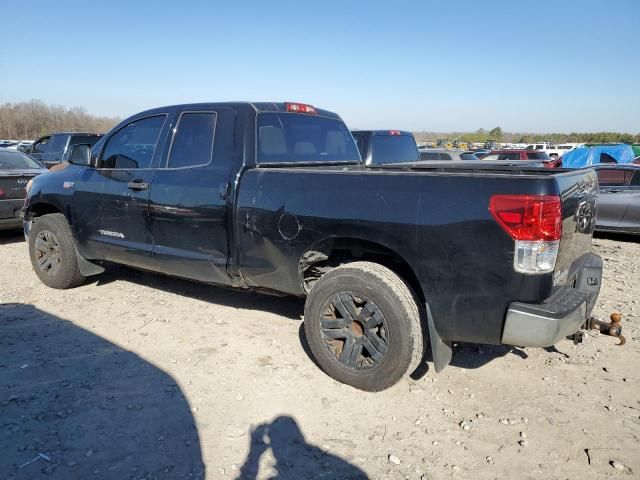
[73,113,172,269]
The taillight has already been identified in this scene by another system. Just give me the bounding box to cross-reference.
[285,102,317,114]
[490,195,562,274]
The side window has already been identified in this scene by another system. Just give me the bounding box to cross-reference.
[481,154,500,161]
[167,112,216,168]
[49,135,68,153]
[630,171,640,186]
[597,169,627,186]
[419,151,439,160]
[99,115,166,169]
[439,153,452,160]
[32,136,51,154]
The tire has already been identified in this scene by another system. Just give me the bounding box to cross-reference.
[28,213,86,289]
[303,261,424,391]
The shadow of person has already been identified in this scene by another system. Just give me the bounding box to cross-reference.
[0,303,204,479]
[237,415,368,480]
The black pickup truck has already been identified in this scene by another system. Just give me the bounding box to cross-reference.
[22,102,602,391]
[351,130,420,165]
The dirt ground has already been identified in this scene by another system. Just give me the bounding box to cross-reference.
[1,230,638,480]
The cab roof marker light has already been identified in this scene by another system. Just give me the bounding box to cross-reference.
[389,130,401,136]
[285,102,317,114]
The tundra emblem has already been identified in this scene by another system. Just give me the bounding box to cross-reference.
[575,202,594,233]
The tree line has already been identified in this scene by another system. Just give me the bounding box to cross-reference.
[0,100,120,140]
[413,127,640,145]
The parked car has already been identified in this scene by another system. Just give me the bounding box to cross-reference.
[418,148,478,161]
[481,150,556,167]
[524,143,574,158]
[593,164,640,235]
[23,101,602,391]
[14,141,34,153]
[0,150,48,230]
[351,130,419,165]
[467,149,490,158]
[27,132,103,168]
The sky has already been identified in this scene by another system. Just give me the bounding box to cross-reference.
[1,0,639,133]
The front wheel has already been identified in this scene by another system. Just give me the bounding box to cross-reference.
[28,213,86,289]
[303,261,424,391]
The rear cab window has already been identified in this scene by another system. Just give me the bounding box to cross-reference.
[257,113,360,164]
[372,134,419,164]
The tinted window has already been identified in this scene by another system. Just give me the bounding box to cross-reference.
[0,150,43,169]
[372,135,419,164]
[351,132,368,159]
[257,113,360,164]
[598,169,632,186]
[69,135,102,147]
[49,134,68,153]
[168,113,216,168]
[32,136,51,154]
[535,145,544,150]
[460,153,478,160]
[526,152,550,160]
[440,153,452,160]
[499,153,521,160]
[100,115,166,169]
[419,151,440,161]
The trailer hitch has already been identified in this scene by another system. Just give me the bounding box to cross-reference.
[587,312,626,346]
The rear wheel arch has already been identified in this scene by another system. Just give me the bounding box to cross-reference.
[299,236,424,303]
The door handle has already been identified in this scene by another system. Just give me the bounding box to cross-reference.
[128,180,149,191]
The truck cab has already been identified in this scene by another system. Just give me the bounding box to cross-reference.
[28,132,103,168]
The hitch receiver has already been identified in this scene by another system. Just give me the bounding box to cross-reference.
[587,312,626,346]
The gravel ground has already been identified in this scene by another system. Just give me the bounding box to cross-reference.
[0,230,638,480]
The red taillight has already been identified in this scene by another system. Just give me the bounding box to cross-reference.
[285,102,317,114]
[389,130,401,136]
[489,195,562,241]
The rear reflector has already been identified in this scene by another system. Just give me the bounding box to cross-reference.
[490,194,562,274]
[285,102,317,114]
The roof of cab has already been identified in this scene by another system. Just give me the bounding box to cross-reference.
[351,130,413,136]
[129,102,341,120]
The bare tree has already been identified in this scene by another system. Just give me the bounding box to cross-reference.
[0,99,120,139]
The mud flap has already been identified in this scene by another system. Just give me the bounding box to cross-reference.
[426,303,452,372]
[75,247,105,276]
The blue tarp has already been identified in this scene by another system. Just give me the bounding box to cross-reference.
[562,144,636,168]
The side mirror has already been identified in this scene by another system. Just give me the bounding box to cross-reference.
[68,144,92,166]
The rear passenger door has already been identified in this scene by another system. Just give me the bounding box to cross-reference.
[73,114,170,268]
[596,168,631,228]
[148,107,237,285]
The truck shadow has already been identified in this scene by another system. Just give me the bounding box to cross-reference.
[93,265,305,321]
[0,303,204,479]
[0,229,24,245]
[235,415,368,480]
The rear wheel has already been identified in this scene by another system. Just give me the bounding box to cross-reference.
[303,261,423,391]
[28,213,86,289]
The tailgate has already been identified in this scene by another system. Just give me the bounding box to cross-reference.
[553,168,598,286]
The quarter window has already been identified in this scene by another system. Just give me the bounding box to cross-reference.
[167,113,216,168]
[100,115,166,169]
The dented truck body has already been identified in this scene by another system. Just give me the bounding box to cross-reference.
[23,102,602,374]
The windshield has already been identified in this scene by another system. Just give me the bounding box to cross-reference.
[257,113,360,164]
[373,135,419,164]
[0,150,43,170]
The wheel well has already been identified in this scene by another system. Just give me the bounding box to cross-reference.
[300,238,424,302]
[26,203,62,220]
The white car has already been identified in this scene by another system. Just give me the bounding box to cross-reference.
[525,142,582,158]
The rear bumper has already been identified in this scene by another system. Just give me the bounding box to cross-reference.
[501,253,602,347]
[0,199,24,230]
